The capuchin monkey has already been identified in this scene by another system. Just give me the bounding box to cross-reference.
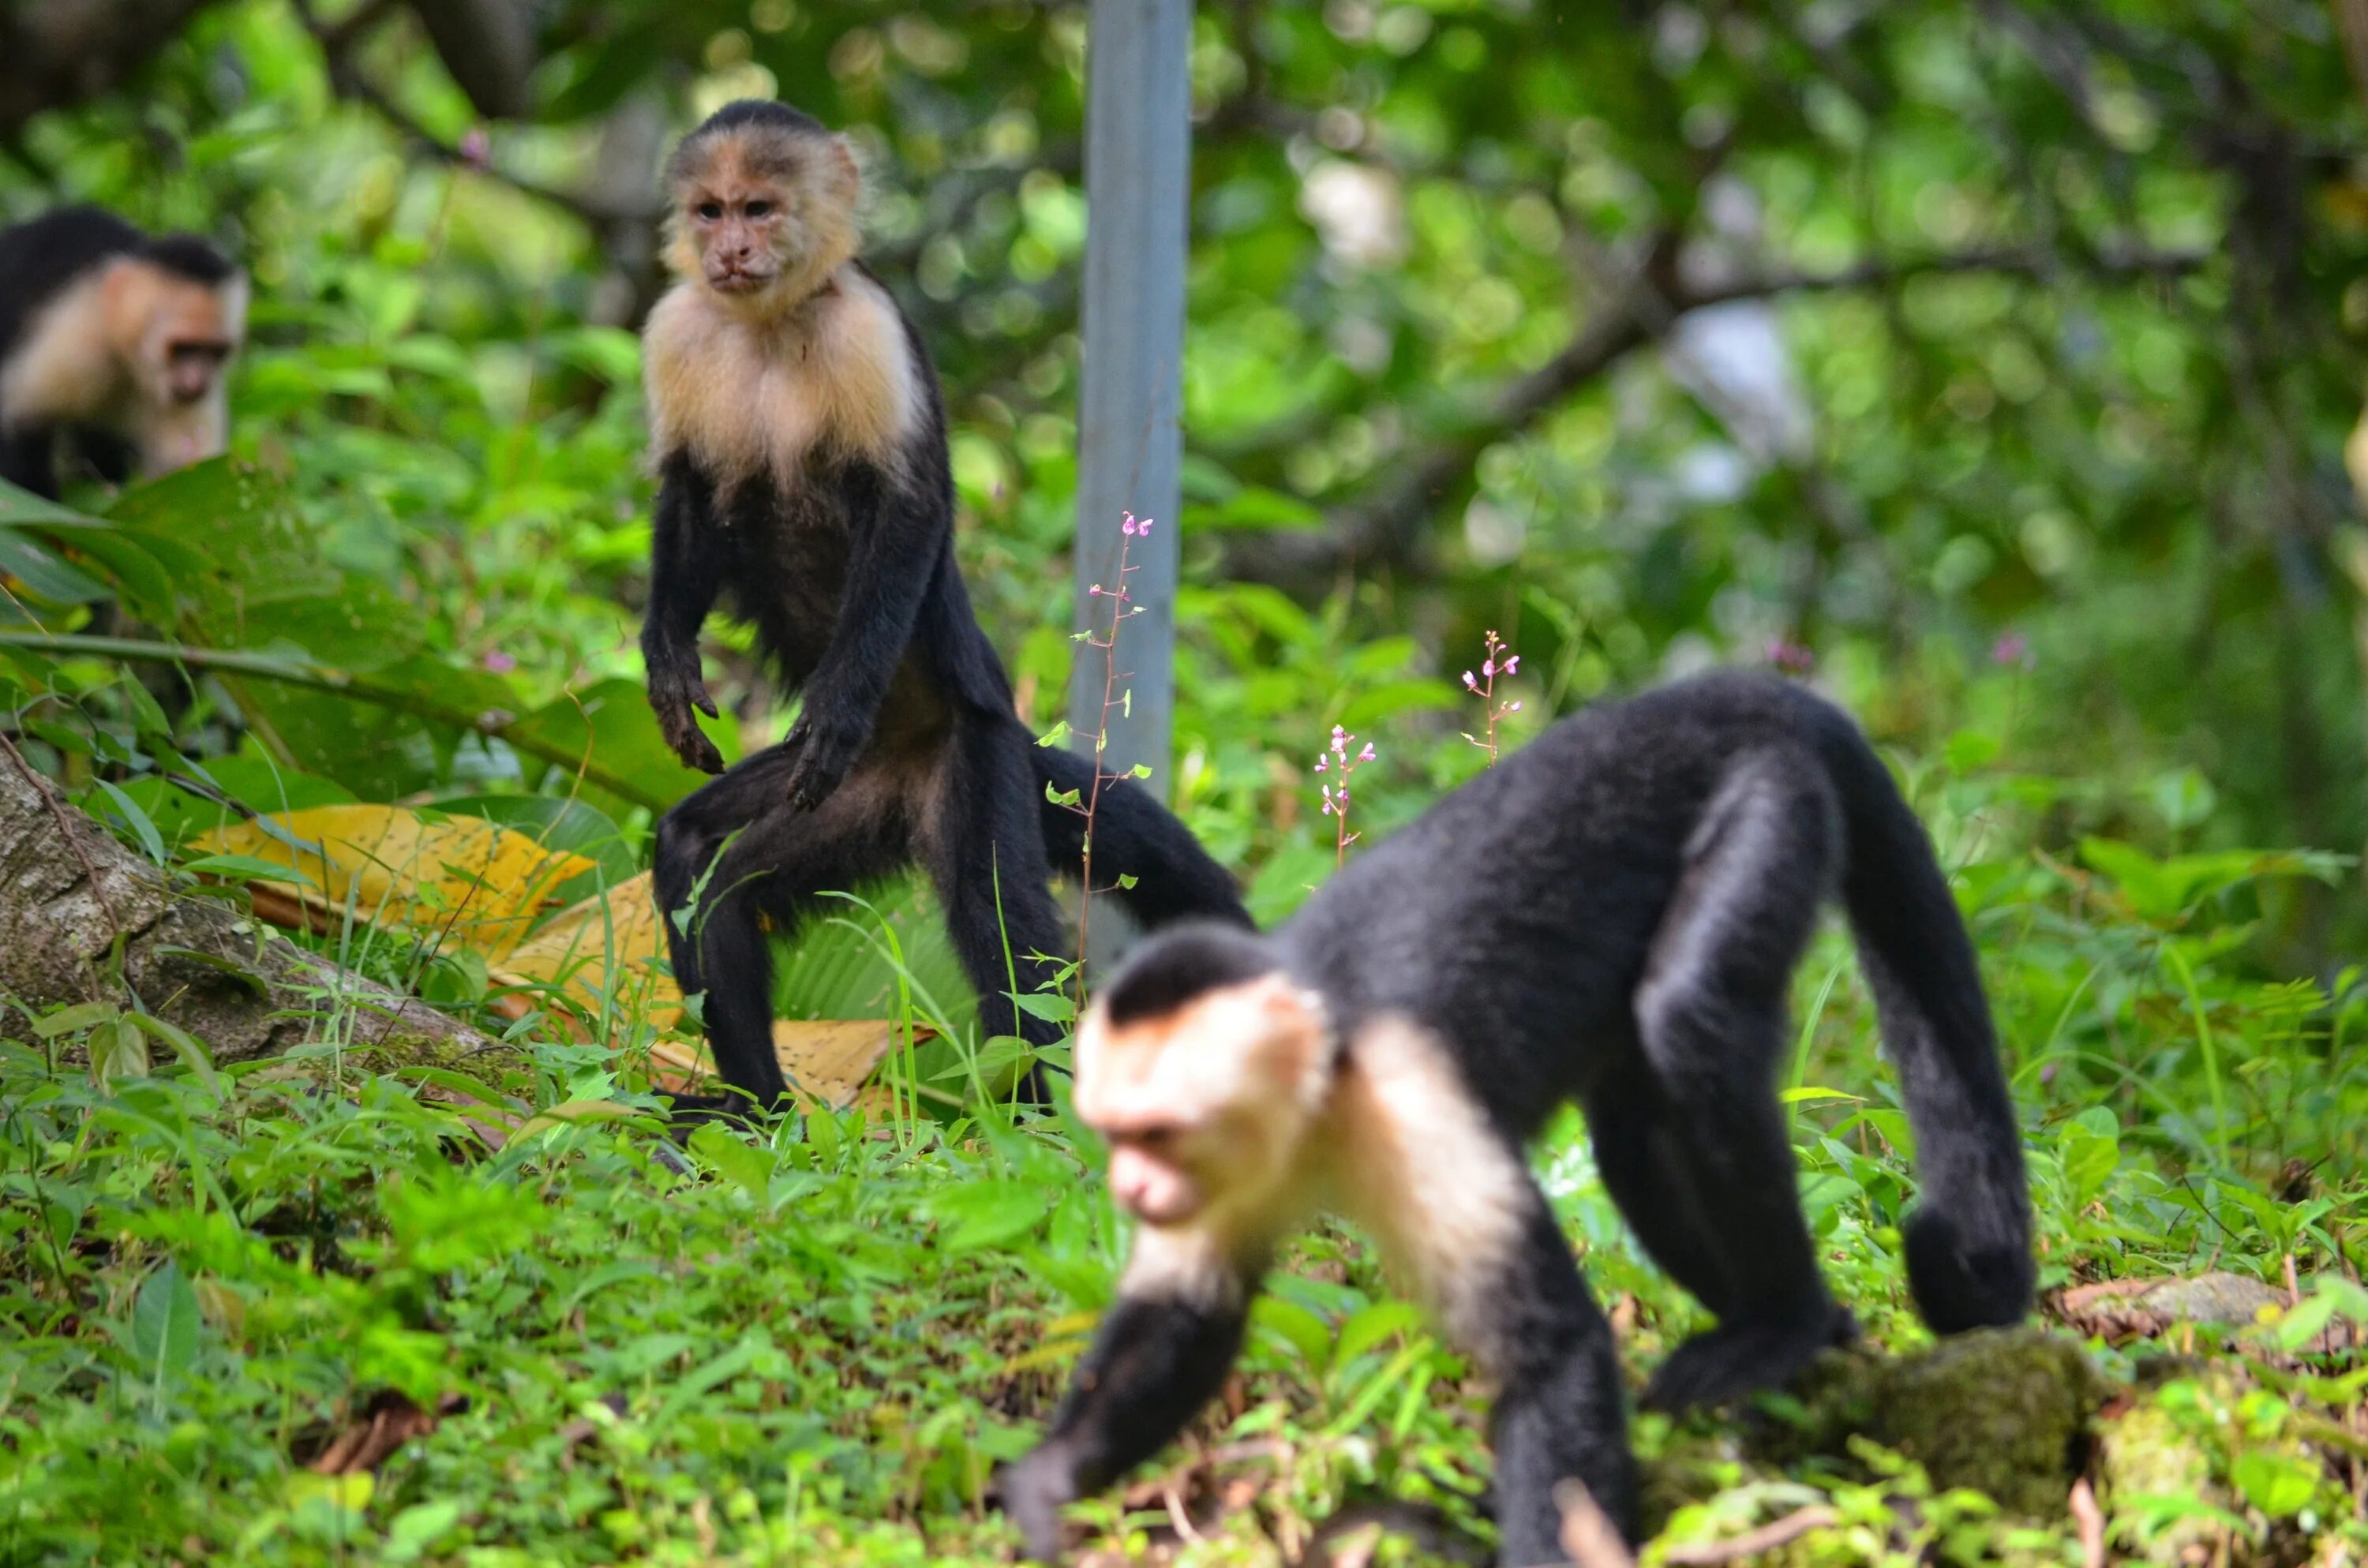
[0,207,245,500]
[1002,672,2034,1566]
[638,101,1248,1114]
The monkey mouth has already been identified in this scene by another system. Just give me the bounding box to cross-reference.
[706,269,774,294]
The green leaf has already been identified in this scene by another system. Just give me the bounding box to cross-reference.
[2231,1450,2318,1517]
[1331,1300,1426,1374]
[92,1017,152,1087]
[179,851,318,883]
[930,1179,1053,1252]
[34,1001,117,1038]
[122,1012,223,1098]
[131,1260,202,1387]
[1012,990,1076,1024]
[689,1124,778,1208]
[92,779,167,865]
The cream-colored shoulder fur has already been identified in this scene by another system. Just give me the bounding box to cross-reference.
[642,265,921,486]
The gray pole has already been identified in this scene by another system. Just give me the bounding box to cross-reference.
[1069,0,1190,801]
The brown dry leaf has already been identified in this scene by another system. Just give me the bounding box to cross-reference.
[647,1018,924,1111]
[2051,1271,2285,1345]
[306,1390,466,1476]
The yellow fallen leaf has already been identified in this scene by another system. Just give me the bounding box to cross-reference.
[648,1018,918,1110]
[490,870,676,1023]
[194,805,598,962]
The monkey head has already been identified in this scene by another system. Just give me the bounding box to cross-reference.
[1073,926,1333,1233]
[107,235,244,473]
[662,99,862,316]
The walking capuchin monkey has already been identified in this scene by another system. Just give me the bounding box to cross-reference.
[0,207,245,500]
[1002,672,2034,1566]
[637,101,1248,1115]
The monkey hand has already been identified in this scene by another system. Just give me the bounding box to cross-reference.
[783,713,864,811]
[650,673,725,775]
[994,1445,1077,1562]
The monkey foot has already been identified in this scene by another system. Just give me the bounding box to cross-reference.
[1640,1307,1857,1413]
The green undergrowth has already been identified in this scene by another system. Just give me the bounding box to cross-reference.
[6,821,2368,1567]
[6,698,2368,1567]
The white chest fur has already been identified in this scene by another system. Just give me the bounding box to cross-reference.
[643,267,921,485]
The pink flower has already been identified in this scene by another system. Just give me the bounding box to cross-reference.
[1313,758,1327,773]
[482,649,516,674]
[1121,513,1137,537]
[1503,654,1519,675]
[1508,701,1522,712]
[1358,743,1374,762]
[1991,631,2033,669]
[1137,517,1155,535]
[1767,637,1815,675]
[459,127,492,170]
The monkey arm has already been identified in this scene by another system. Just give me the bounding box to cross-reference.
[781,463,941,810]
[641,458,726,775]
[1000,1289,1250,1560]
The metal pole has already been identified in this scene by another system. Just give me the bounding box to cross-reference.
[1070,0,1190,800]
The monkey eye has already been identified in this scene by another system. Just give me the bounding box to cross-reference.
[744,200,774,218]
[696,201,724,221]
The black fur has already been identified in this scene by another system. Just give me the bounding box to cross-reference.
[0,206,235,500]
[1015,671,2033,1562]
[643,188,1247,1114]
[999,1293,1248,1555]
[1096,921,1274,1027]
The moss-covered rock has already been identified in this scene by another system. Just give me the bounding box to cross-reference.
[1645,1329,2108,1528]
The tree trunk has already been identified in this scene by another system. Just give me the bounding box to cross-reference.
[0,755,496,1068]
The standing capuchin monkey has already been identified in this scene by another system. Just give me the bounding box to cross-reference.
[1003,672,2034,1566]
[638,101,1249,1114]
[0,207,245,500]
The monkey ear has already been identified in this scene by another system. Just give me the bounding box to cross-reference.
[826,135,863,195]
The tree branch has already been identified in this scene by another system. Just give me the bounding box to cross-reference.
[0,0,222,140]
[1222,238,2211,589]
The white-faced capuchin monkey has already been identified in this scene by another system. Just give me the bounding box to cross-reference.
[1002,671,2034,1565]
[0,207,245,500]
[637,101,1248,1115]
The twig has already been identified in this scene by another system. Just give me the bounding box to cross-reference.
[0,631,668,810]
[1661,1505,1841,1566]
[1551,1480,1636,1568]
[1227,236,2210,587]
[2070,1478,2106,1568]
[0,729,120,929]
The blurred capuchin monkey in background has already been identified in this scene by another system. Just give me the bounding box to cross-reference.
[0,207,245,500]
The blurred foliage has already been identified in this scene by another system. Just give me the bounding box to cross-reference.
[8,0,2368,957]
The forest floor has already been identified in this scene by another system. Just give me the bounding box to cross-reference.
[3,945,2366,1568]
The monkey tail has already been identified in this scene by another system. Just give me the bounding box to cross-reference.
[1031,740,1253,930]
[1815,706,2035,1334]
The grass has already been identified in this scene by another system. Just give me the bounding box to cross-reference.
[5,774,2368,1566]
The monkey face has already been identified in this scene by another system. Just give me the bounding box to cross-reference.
[684,177,789,297]
[665,124,863,312]
[1075,972,1332,1231]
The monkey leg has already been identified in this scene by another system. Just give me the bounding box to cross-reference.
[1471,1194,1640,1562]
[1001,1239,1252,1561]
[919,718,1072,1102]
[1620,749,1855,1413]
[652,739,911,1113]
